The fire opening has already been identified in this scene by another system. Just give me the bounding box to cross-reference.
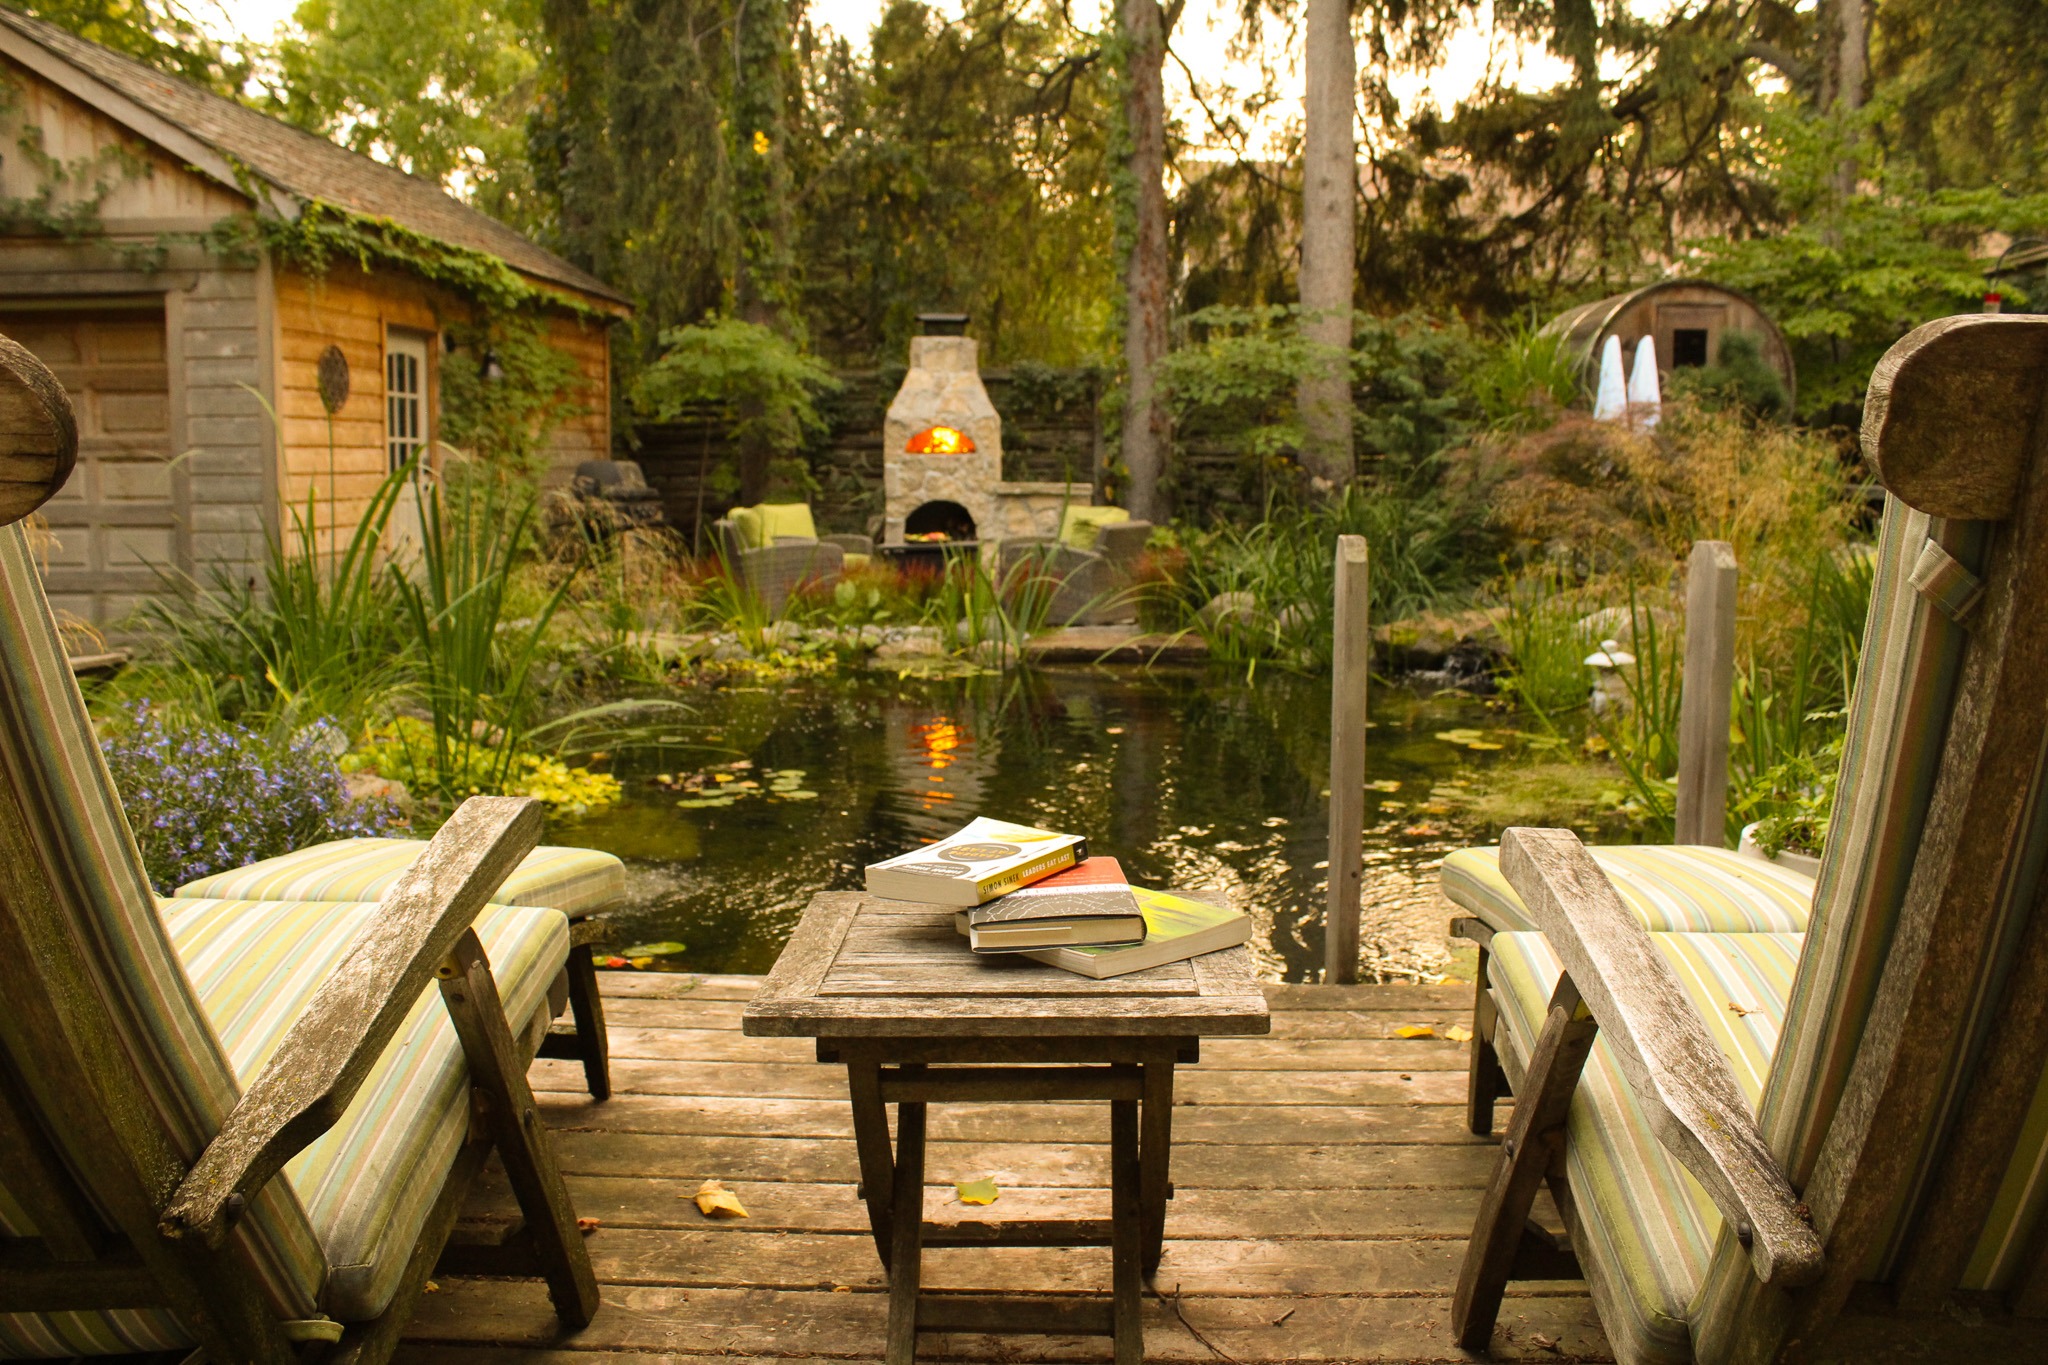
[906,425,976,455]
[904,500,976,544]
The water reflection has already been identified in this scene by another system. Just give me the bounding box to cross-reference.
[552,667,1495,982]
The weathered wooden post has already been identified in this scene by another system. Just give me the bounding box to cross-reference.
[1326,535,1369,984]
[1675,540,1738,845]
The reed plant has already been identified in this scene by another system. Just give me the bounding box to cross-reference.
[129,464,413,733]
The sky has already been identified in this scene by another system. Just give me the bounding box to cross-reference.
[205,0,1580,160]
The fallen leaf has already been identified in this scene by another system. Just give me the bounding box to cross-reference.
[622,941,688,957]
[629,957,655,969]
[1531,1331,1560,1352]
[424,1281,439,1294]
[1393,1025,1437,1039]
[1728,1001,1758,1017]
[576,1217,601,1233]
[694,1179,750,1218]
[1447,1024,1474,1042]
[956,1177,1000,1205]
[832,1286,851,1293]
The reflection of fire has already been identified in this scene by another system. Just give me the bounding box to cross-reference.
[907,425,975,454]
[911,716,965,810]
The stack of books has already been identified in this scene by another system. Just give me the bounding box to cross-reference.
[863,816,1250,979]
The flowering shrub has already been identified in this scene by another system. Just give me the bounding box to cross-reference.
[100,703,402,894]
[345,716,622,817]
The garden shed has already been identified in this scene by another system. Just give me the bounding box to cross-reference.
[1544,279,1795,409]
[0,8,629,628]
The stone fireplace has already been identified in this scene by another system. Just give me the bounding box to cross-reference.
[881,322,1090,553]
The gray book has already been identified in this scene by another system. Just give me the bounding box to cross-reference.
[961,857,1145,952]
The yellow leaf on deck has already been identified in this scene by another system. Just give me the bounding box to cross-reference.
[1446,1025,1473,1042]
[956,1177,1000,1205]
[694,1179,749,1218]
[1393,1025,1437,1039]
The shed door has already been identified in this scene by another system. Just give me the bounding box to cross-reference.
[0,307,179,629]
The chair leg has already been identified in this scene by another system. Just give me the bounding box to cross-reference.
[1466,940,1511,1136]
[438,929,600,1327]
[563,943,611,1100]
[1453,974,1598,1353]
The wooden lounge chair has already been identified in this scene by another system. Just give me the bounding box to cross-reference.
[1452,313,2048,1361]
[0,337,597,1361]
[174,838,627,1099]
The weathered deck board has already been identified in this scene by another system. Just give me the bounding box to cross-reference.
[400,972,1612,1364]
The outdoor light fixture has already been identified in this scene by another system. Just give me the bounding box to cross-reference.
[906,424,975,454]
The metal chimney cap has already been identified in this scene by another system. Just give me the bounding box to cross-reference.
[916,312,970,336]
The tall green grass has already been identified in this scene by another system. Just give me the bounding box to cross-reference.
[1169,477,1490,669]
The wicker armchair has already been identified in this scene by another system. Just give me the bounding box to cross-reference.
[709,503,871,616]
[997,515,1152,626]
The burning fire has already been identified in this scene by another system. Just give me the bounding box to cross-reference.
[907,425,975,454]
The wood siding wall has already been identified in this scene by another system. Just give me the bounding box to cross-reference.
[274,265,614,553]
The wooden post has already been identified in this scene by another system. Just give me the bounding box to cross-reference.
[1326,535,1369,983]
[1675,540,1738,846]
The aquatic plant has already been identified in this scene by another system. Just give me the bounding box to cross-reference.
[101,701,399,894]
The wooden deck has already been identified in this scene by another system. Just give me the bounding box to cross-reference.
[397,973,1612,1364]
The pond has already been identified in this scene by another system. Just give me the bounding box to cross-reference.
[549,665,1534,983]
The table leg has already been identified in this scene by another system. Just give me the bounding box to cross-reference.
[1138,1061,1174,1274]
[1110,1096,1143,1365]
[846,1058,896,1266]
[884,1098,928,1365]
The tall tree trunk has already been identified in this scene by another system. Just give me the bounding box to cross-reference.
[1818,0,1869,202]
[1117,0,1171,522]
[1297,0,1355,488]
[537,0,617,279]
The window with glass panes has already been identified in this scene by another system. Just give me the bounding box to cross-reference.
[385,333,428,471]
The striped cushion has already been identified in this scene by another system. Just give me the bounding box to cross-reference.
[175,837,625,917]
[1490,929,1801,1365]
[163,897,569,1321]
[1443,844,1814,935]
[0,520,324,1358]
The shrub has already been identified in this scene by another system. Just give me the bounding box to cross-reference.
[102,702,400,894]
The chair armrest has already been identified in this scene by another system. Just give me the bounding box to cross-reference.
[821,533,873,556]
[1499,826,1823,1288]
[159,796,544,1248]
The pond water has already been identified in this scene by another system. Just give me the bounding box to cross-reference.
[548,666,1506,983]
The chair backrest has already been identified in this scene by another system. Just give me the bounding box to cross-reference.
[1695,315,2048,1353]
[0,343,323,1354]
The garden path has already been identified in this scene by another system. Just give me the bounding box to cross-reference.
[395,973,1612,1363]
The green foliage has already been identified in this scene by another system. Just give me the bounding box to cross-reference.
[438,313,587,474]
[14,0,254,93]
[1162,306,1332,464]
[129,465,413,733]
[1666,330,1788,418]
[391,465,572,806]
[633,317,840,494]
[1464,316,1580,432]
[268,0,543,224]
[1168,479,1495,670]
[1494,567,1596,725]
[1875,0,2048,194]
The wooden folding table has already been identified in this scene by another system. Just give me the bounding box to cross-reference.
[744,891,1270,1365]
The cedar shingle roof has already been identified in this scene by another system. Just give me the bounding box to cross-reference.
[0,6,626,308]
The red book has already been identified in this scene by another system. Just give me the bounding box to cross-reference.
[957,857,1146,953]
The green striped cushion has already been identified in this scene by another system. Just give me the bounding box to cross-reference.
[1749,504,1974,1183]
[175,837,625,917]
[1442,844,1814,935]
[0,521,325,1358]
[1490,929,1802,1365]
[163,897,569,1321]
[1963,1050,2048,1291]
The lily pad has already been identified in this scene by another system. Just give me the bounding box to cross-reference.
[677,796,736,809]
[778,789,820,800]
[622,941,688,957]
